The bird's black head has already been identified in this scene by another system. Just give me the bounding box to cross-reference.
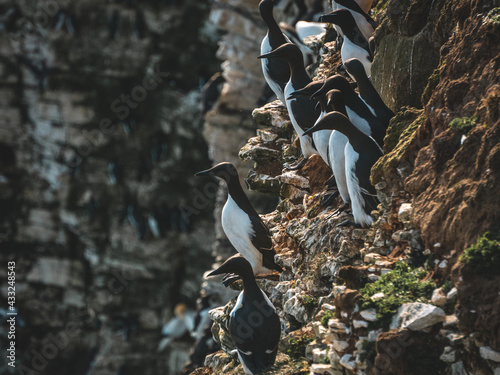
[303,111,352,135]
[343,58,367,80]
[312,75,351,99]
[194,162,239,185]
[288,80,324,100]
[319,9,356,32]
[326,89,345,112]
[259,0,277,16]
[258,43,302,63]
[207,255,253,279]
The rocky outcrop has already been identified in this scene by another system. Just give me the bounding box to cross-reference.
[197,0,500,375]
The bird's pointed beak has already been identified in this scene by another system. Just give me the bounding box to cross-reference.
[194,168,211,177]
[287,91,302,100]
[303,126,317,136]
[258,50,279,59]
[206,267,224,277]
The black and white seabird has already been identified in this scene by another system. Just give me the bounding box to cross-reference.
[307,87,352,206]
[304,111,382,227]
[157,303,195,352]
[208,255,281,375]
[312,74,386,147]
[288,80,331,167]
[320,9,372,78]
[343,58,394,128]
[134,9,146,39]
[322,90,351,205]
[108,9,121,39]
[127,204,147,240]
[195,162,282,283]
[259,0,291,106]
[53,10,78,36]
[258,43,321,170]
[201,72,225,114]
[331,0,377,42]
[108,161,121,185]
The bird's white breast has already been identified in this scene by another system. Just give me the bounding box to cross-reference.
[341,37,371,78]
[345,144,372,226]
[222,195,264,273]
[329,131,350,204]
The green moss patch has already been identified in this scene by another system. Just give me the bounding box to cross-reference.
[320,309,336,328]
[486,7,500,23]
[448,116,477,135]
[371,108,425,185]
[286,334,315,360]
[301,295,319,311]
[460,232,500,275]
[359,262,436,330]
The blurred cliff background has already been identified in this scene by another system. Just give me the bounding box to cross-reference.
[0,0,249,373]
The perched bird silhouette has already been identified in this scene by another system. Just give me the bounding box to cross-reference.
[304,111,382,227]
[195,162,282,285]
[208,255,281,375]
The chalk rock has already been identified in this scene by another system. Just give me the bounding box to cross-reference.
[390,302,445,331]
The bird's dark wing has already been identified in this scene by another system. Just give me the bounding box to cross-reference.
[356,148,381,214]
[230,302,281,373]
[289,97,320,131]
[336,0,379,28]
[249,214,282,272]
[266,58,290,91]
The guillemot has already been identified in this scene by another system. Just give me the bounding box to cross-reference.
[195,162,282,283]
[288,80,332,167]
[259,0,291,106]
[304,111,382,227]
[331,0,378,42]
[258,43,321,170]
[319,9,372,78]
[312,74,386,147]
[310,88,352,206]
[343,58,394,128]
[208,255,281,375]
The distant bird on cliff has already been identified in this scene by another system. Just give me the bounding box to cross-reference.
[134,9,146,39]
[343,58,394,128]
[313,74,386,147]
[127,204,147,240]
[201,72,225,114]
[0,6,22,33]
[53,10,78,36]
[158,303,196,352]
[122,117,135,136]
[320,9,372,78]
[207,256,281,375]
[304,111,382,227]
[108,161,121,185]
[195,162,282,284]
[19,57,60,94]
[108,9,121,39]
[259,43,321,170]
[259,0,291,106]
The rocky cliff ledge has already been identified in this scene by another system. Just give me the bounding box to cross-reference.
[196,0,500,374]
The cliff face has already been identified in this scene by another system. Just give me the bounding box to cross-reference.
[0,1,220,374]
[197,0,500,374]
